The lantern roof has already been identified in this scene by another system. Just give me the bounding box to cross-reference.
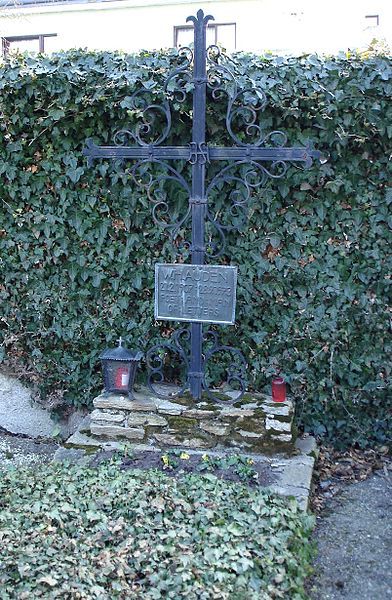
[99,337,143,362]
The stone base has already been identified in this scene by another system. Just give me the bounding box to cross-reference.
[57,389,316,510]
[87,387,295,453]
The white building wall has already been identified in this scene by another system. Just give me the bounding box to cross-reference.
[0,0,391,55]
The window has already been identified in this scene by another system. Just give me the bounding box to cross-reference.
[174,23,236,52]
[364,15,380,28]
[2,33,57,56]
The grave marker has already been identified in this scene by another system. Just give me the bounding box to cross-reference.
[84,9,320,403]
[155,264,237,325]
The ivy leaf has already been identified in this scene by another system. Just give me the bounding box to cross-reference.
[66,166,84,183]
[270,234,281,248]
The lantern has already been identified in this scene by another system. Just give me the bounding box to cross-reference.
[99,337,143,399]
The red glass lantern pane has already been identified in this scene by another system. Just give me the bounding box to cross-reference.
[115,366,130,390]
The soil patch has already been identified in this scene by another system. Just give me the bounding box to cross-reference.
[310,445,390,513]
[0,429,59,469]
[91,449,278,488]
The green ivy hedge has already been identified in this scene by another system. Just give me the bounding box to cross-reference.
[0,49,390,448]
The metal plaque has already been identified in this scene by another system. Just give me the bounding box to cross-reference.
[155,264,237,325]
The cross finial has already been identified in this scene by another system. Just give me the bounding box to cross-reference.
[117,336,123,347]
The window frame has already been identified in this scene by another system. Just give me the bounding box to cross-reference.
[364,14,380,27]
[1,33,57,56]
[173,22,236,50]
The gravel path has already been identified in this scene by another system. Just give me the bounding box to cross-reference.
[0,430,58,469]
[309,470,392,599]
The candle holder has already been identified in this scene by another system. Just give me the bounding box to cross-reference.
[100,337,143,399]
[272,377,286,403]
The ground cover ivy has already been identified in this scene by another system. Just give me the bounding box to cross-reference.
[0,458,314,599]
[0,49,390,448]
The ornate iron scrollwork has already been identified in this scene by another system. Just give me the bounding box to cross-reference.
[202,329,247,405]
[146,325,246,404]
[146,327,190,397]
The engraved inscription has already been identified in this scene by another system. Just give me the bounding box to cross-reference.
[155,264,237,324]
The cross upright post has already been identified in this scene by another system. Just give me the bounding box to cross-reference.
[84,9,320,403]
[188,11,209,399]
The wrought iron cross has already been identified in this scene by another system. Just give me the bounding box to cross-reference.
[84,9,320,403]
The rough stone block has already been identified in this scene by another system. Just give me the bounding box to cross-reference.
[184,409,217,419]
[65,431,102,448]
[90,424,144,440]
[77,414,92,434]
[261,402,291,417]
[90,409,125,424]
[265,417,291,432]
[272,433,292,442]
[127,413,168,427]
[200,421,229,436]
[54,447,92,465]
[269,485,309,511]
[221,408,255,418]
[295,435,317,455]
[153,433,211,449]
[152,433,184,446]
[156,400,186,415]
[93,394,156,412]
[237,429,263,439]
[127,444,161,452]
[0,373,57,439]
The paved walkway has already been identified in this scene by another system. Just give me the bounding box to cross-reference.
[309,470,392,599]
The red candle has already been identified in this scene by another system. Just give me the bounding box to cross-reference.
[272,377,286,402]
[115,366,130,390]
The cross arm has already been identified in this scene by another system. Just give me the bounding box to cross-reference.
[83,139,190,166]
[83,139,321,168]
[209,143,321,168]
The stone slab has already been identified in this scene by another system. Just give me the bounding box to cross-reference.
[127,413,168,427]
[238,429,263,439]
[155,400,186,415]
[265,417,291,432]
[295,435,318,456]
[272,433,292,442]
[93,394,156,412]
[90,424,145,440]
[64,431,103,448]
[221,408,255,418]
[153,433,211,449]
[90,410,125,423]
[261,403,291,417]
[184,409,217,419]
[0,372,57,439]
[200,421,229,436]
